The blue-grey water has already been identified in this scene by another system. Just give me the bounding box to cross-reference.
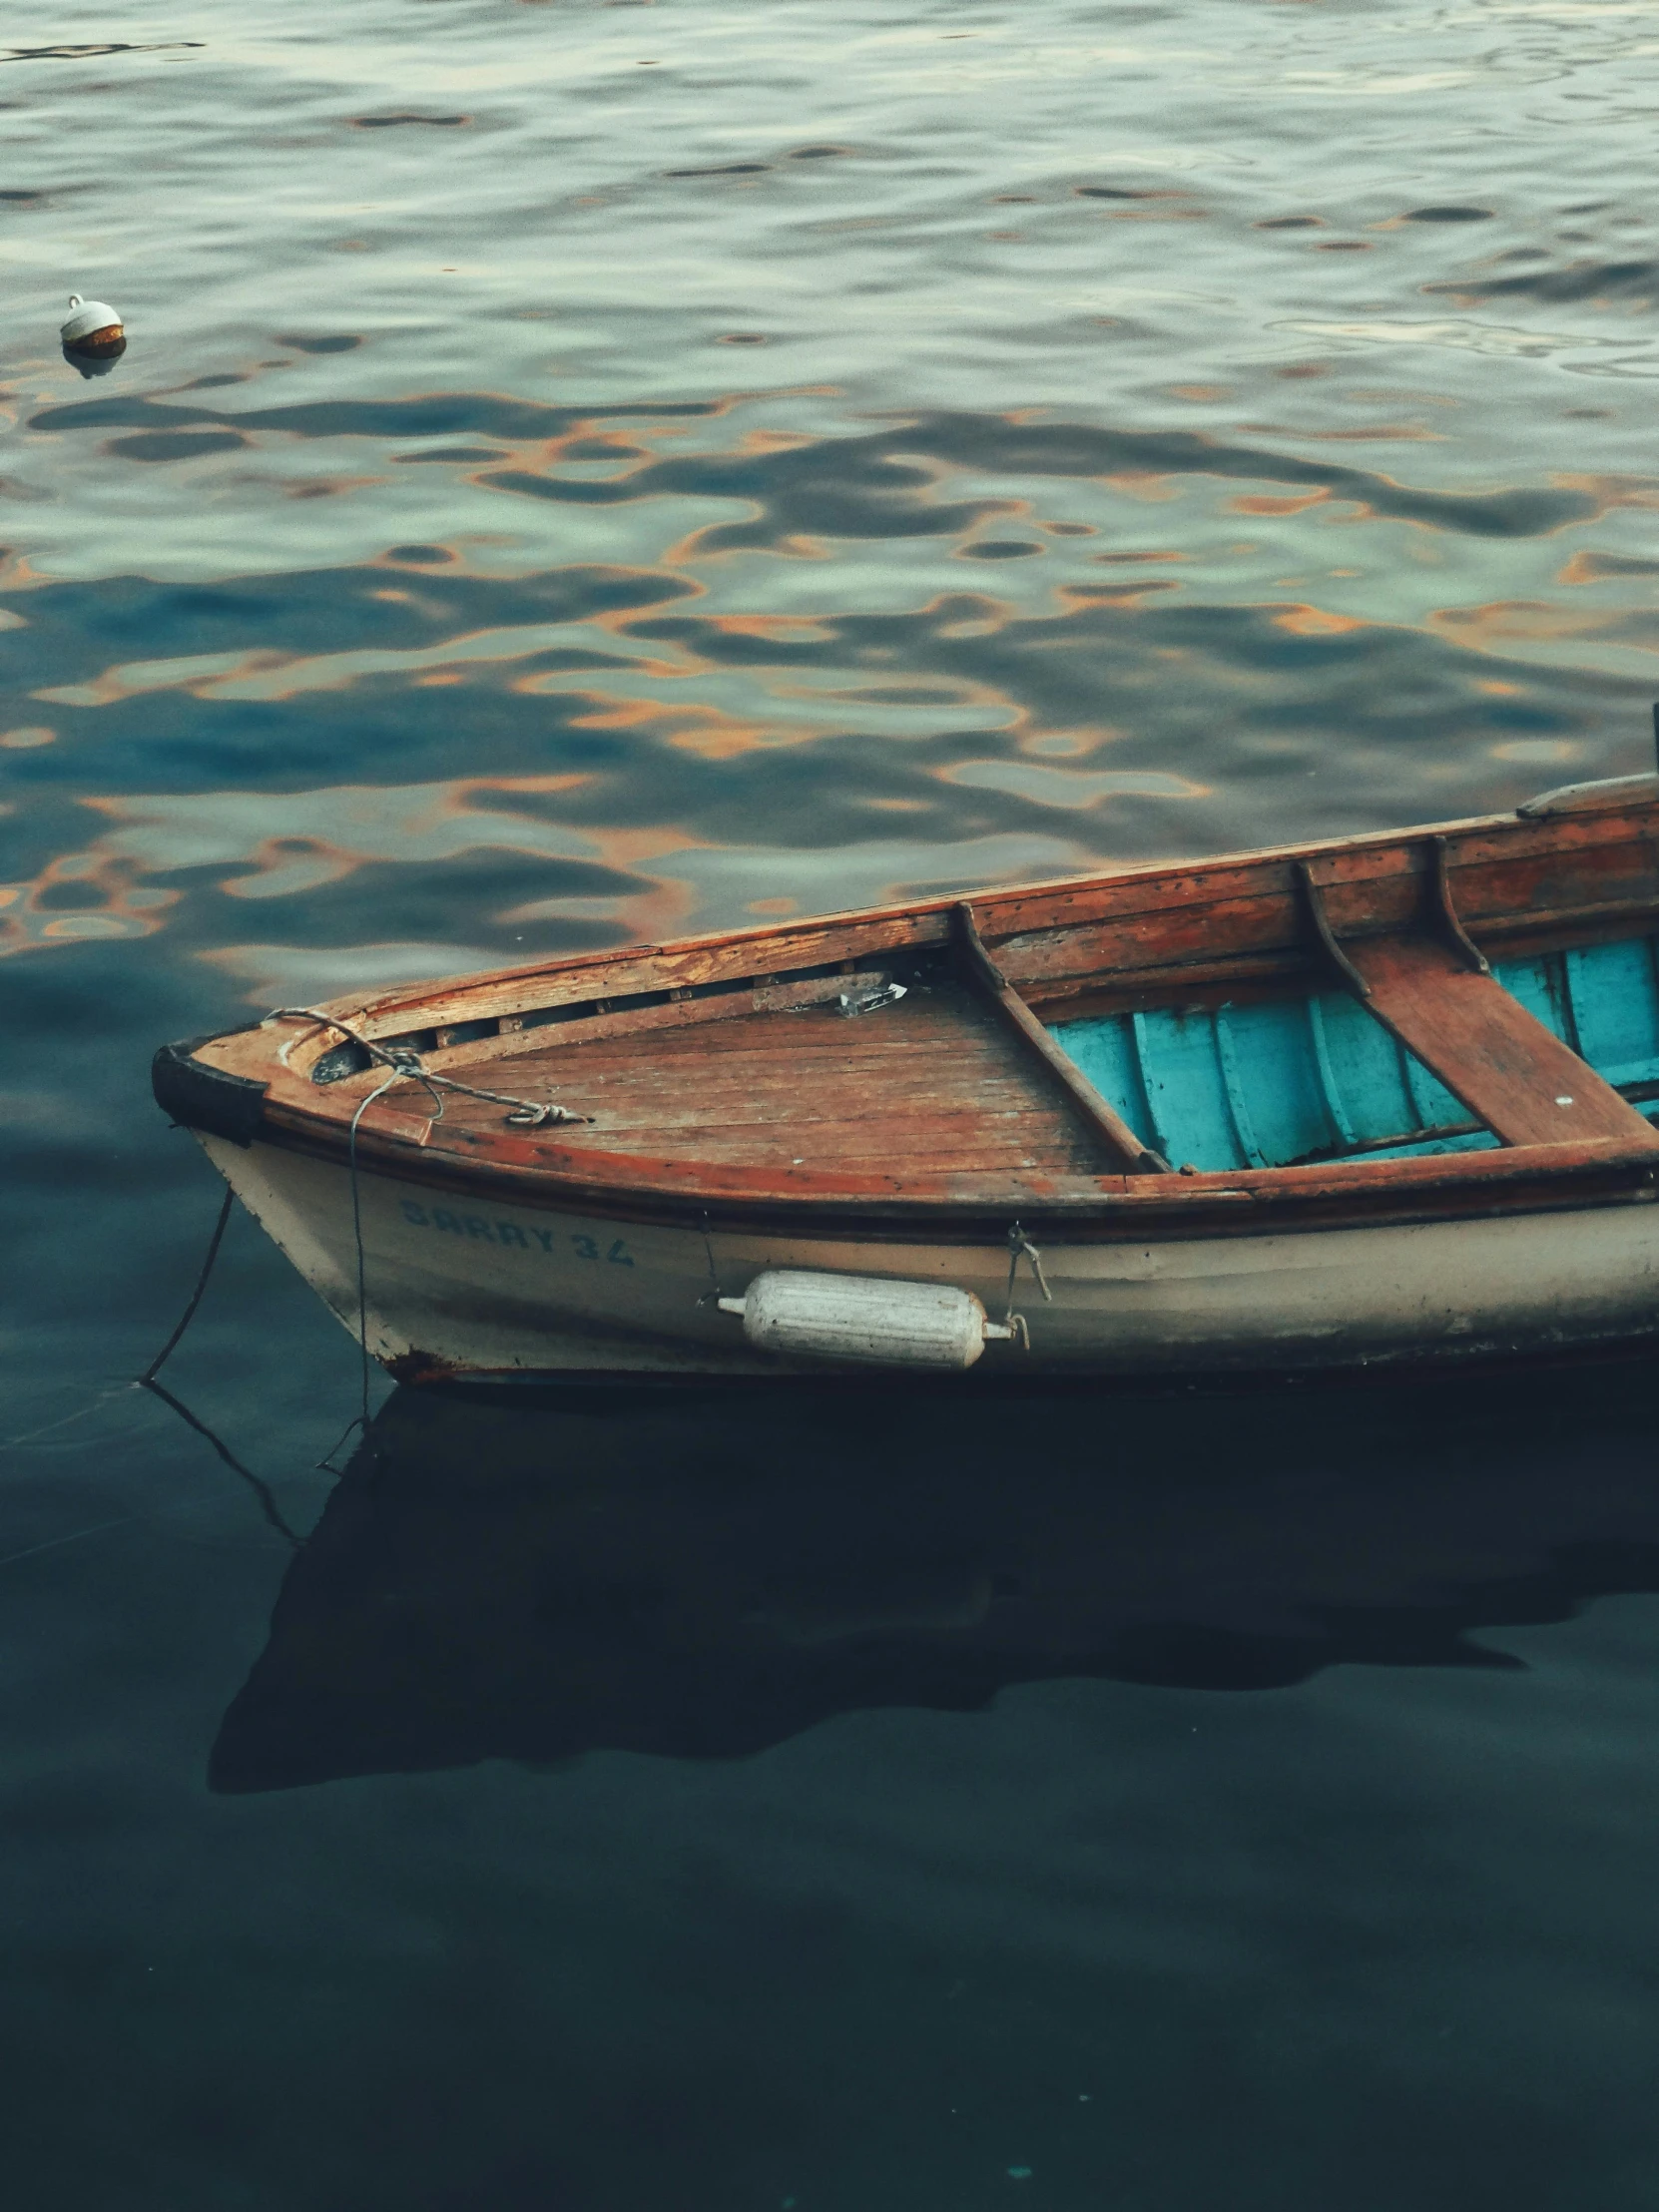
[6,3,1659,2204]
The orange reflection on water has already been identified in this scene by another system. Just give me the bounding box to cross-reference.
[703,613,839,645]
[1557,549,1659,587]
[662,707,832,762]
[33,588,697,711]
[0,846,179,959]
[1271,603,1368,637]
[1100,472,1179,503]
[283,475,385,504]
[1554,473,1659,522]
[1430,600,1636,651]
[1056,581,1180,611]
[1229,491,1329,517]
[4,770,729,966]
[507,678,787,763]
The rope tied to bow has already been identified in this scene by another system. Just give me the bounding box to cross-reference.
[268,1008,591,1130]
[261,1008,589,1456]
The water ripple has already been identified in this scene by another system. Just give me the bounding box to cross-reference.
[3,0,1658,982]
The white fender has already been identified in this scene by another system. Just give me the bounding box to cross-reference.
[718,1269,1015,1370]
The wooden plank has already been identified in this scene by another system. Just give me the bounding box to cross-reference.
[550,1072,1042,1116]
[561,1102,1074,1141]
[1343,932,1659,1149]
[999,885,1310,989]
[979,808,1658,953]
[451,1058,1059,1121]
[481,985,1017,1081]
[307,971,1102,1178]
[492,1024,1093,1172]
[995,821,1659,993]
[953,903,1169,1173]
[389,970,966,1077]
[573,1139,1090,1173]
[350,913,948,1040]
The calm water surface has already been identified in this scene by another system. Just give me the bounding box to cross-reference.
[5,3,1659,2204]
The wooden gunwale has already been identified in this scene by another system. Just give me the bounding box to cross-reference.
[289,796,1659,1054]
[1034,897,1659,1024]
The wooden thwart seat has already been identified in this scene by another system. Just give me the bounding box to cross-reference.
[1345,932,1659,1149]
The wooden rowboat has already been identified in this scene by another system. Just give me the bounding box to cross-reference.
[153,767,1659,1381]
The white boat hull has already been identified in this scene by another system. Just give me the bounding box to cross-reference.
[200,1135,1659,1379]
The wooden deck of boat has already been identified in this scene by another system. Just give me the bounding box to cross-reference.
[435,978,1102,1178]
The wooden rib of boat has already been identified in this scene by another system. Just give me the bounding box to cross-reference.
[153,768,1659,1381]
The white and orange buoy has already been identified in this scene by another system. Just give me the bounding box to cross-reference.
[60,293,125,359]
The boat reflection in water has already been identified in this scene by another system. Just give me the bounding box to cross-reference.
[211,1362,1659,1793]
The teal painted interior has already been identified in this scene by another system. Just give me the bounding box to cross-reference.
[1049,935,1659,1172]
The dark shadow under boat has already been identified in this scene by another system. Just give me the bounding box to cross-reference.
[209,1361,1659,1792]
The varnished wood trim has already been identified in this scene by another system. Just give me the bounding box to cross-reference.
[317,801,1648,1023]
[1296,861,1372,1001]
[952,903,1168,1173]
[1427,834,1489,974]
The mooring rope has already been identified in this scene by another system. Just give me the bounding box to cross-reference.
[344,1064,407,1443]
[267,1007,591,1128]
[260,1007,588,1454]
[138,1176,371,1476]
[143,1009,585,1471]
[140,1184,235,1384]
[141,1377,302,1546]
[137,1188,308,1536]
